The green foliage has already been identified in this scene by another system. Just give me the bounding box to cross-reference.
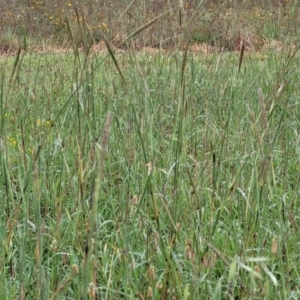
[0,41,300,299]
[0,0,300,299]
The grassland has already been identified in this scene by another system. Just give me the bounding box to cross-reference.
[1,1,300,299]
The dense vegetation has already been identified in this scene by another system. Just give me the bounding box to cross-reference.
[1,1,300,299]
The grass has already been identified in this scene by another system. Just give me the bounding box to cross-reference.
[1,44,300,299]
[1,1,300,52]
[1,0,300,299]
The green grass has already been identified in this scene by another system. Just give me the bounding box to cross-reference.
[1,44,300,299]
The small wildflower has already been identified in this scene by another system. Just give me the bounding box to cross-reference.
[101,23,108,30]
[8,137,17,147]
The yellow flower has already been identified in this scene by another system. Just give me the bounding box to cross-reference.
[8,137,17,147]
[101,23,108,31]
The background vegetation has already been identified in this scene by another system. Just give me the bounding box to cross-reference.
[1,0,300,299]
[0,0,300,53]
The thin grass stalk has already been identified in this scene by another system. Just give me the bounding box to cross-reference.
[84,112,113,295]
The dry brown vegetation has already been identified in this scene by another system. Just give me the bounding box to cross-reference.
[0,0,299,54]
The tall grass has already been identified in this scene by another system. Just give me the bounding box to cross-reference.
[0,36,300,298]
[1,1,300,299]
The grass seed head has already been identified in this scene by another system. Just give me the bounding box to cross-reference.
[148,265,155,281]
[271,238,278,255]
[146,162,153,175]
[72,264,79,274]
[147,286,153,298]
[185,240,194,262]
[88,282,96,298]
